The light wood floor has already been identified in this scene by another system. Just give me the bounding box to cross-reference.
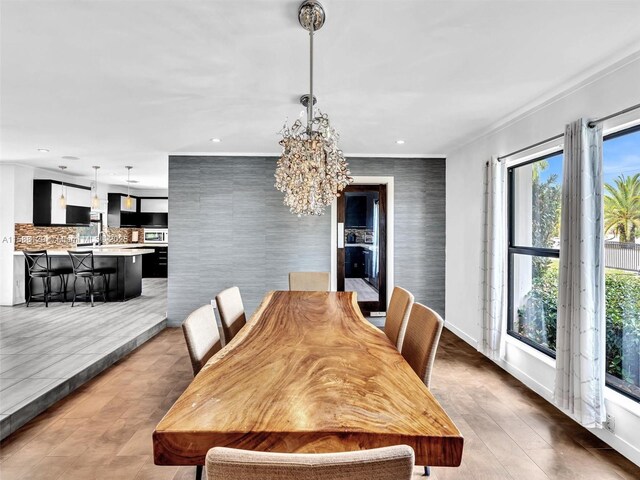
[345,278,379,302]
[0,328,638,479]
[0,279,167,439]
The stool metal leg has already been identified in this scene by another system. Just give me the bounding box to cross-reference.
[41,277,48,307]
[72,276,78,307]
[89,276,95,307]
[195,465,203,480]
[26,277,33,307]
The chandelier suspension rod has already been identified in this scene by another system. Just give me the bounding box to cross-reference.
[307,20,315,134]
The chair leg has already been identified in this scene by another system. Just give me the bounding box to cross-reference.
[103,274,108,303]
[72,276,77,307]
[89,276,94,307]
[195,465,203,480]
[41,277,48,307]
[26,277,32,307]
[423,466,430,476]
[58,274,65,302]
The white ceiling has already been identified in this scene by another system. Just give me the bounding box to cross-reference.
[2,0,640,189]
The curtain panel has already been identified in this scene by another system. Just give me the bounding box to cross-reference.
[481,156,507,361]
[554,118,606,428]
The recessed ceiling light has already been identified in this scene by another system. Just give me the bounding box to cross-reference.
[396,140,405,145]
[37,148,50,153]
[210,138,221,143]
[61,155,79,160]
[126,179,139,184]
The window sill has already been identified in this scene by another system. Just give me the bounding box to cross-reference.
[605,386,640,416]
[504,334,556,368]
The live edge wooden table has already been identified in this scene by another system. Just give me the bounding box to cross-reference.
[153,291,463,467]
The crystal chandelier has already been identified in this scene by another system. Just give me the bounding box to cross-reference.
[275,0,352,216]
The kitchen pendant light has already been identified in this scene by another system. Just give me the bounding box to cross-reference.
[124,166,133,209]
[91,166,100,210]
[274,0,352,216]
[58,165,67,208]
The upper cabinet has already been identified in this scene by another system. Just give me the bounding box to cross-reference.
[108,193,168,228]
[33,180,91,226]
[140,198,168,213]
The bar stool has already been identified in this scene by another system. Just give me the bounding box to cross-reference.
[68,251,115,307]
[23,250,71,307]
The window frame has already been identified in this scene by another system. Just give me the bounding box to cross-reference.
[507,151,563,359]
[602,123,640,403]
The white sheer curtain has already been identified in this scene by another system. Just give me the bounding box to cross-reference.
[554,118,606,428]
[481,156,506,361]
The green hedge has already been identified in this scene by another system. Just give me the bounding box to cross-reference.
[517,262,640,391]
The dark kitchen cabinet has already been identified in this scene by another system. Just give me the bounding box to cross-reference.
[141,246,168,278]
[33,180,91,226]
[345,196,367,228]
[345,246,364,278]
[138,212,168,228]
[108,194,168,228]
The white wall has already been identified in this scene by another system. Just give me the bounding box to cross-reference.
[446,53,640,464]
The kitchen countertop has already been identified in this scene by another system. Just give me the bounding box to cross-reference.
[14,248,155,257]
[97,243,168,248]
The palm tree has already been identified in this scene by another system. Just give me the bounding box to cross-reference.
[604,174,640,243]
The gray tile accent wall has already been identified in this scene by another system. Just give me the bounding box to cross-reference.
[168,156,445,326]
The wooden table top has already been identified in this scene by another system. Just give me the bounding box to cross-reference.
[153,291,463,466]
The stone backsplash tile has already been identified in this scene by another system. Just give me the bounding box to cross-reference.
[13,224,144,251]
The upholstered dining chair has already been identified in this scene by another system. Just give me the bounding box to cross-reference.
[400,302,444,477]
[288,271,330,291]
[215,286,247,345]
[205,445,415,480]
[383,286,414,351]
[182,304,222,376]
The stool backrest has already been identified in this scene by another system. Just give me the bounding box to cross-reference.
[23,250,50,274]
[68,250,95,274]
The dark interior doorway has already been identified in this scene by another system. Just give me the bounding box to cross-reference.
[337,184,387,315]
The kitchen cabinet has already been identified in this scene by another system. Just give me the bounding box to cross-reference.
[345,246,365,278]
[33,180,91,226]
[108,194,168,228]
[140,246,168,278]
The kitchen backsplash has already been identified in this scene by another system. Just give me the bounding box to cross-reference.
[13,223,144,251]
[345,228,375,243]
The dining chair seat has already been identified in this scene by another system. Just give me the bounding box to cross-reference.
[205,445,415,480]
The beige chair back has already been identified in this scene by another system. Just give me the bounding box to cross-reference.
[401,302,444,388]
[215,286,246,344]
[206,445,414,480]
[384,286,414,350]
[182,305,222,376]
[289,272,330,292]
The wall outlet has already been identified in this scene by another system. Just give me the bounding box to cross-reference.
[604,414,615,433]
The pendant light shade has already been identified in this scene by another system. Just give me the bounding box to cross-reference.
[91,166,100,210]
[124,166,133,209]
[58,166,67,209]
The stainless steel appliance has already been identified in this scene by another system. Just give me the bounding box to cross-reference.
[143,228,168,244]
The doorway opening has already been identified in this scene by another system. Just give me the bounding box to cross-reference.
[336,184,387,315]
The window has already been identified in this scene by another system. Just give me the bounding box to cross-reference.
[507,152,563,356]
[603,125,640,401]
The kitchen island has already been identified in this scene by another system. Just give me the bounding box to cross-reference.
[15,247,155,303]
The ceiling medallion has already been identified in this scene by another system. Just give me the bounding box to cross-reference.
[275,0,353,216]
